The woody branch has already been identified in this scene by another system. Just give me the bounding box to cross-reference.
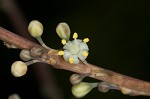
[0,27,150,96]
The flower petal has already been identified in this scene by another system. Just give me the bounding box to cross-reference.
[69,55,79,64]
[72,39,82,45]
[63,41,72,50]
[78,50,88,61]
[63,50,71,61]
[79,42,89,51]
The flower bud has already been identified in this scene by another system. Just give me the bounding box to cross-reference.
[70,74,85,85]
[28,20,43,38]
[98,82,110,92]
[71,82,98,98]
[56,22,70,41]
[20,49,32,61]
[30,46,47,58]
[8,93,21,99]
[11,61,27,77]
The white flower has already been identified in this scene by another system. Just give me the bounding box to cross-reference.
[58,32,89,64]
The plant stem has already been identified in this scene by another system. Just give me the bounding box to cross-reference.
[0,27,150,96]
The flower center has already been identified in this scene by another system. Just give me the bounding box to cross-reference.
[70,44,80,55]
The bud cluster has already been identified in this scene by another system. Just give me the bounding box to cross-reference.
[10,20,96,99]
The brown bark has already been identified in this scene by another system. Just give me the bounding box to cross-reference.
[0,27,150,96]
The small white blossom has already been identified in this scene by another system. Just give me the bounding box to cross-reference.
[58,32,89,64]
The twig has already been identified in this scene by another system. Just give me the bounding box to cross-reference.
[0,27,150,96]
[0,27,39,49]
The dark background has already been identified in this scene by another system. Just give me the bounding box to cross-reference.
[0,0,150,99]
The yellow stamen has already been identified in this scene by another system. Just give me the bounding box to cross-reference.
[61,39,66,45]
[69,58,74,64]
[83,38,89,43]
[58,51,64,56]
[82,51,88,57]
[73,32,78,39]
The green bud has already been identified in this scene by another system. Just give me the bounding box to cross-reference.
[56,22,70,41]
[71,82,98,98]
[11,61,27,77]
[28,20,43,38]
